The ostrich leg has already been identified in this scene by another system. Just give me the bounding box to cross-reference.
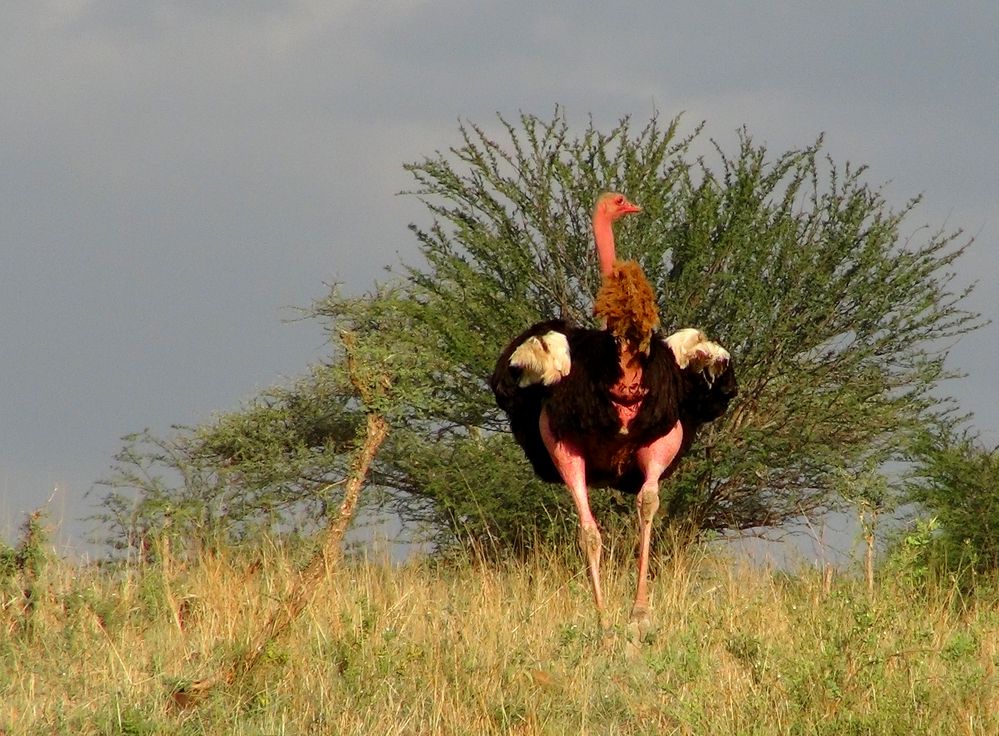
[632,421,684,628]
[539,409,606,627]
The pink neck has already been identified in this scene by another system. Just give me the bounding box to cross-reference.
[593,214,616,277]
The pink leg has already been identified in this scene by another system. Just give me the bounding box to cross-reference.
[539,408,606,626]
[632,421,683,625]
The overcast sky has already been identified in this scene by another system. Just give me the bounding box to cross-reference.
[2,1,996,553]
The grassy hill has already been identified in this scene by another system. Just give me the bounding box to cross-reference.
[2,524,997,735]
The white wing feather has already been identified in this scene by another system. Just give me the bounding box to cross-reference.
[665,328,731,385]
[508,331,571,387]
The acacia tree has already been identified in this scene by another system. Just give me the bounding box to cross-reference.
[96,111,980,554]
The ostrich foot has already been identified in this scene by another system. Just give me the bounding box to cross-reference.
[626,605,656,647]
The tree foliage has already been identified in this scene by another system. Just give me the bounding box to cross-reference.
[903,430,999,575]
[95,110,981,555]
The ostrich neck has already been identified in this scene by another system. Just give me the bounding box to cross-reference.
[593,215,616,277]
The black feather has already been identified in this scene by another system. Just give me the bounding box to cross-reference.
[490,322,737,493]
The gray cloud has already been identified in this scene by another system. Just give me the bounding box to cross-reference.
[2,1,996,547]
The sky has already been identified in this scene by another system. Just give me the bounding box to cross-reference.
[2,1,997,557]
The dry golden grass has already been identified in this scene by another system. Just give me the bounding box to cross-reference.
[2,535,998,734]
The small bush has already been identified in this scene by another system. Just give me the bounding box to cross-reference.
[905,430,999,578]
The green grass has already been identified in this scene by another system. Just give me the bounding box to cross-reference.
[2,533,997,735]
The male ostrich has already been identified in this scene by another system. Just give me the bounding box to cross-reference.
[489,193,737,629]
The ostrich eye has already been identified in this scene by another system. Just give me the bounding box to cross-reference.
[615,195,624,205]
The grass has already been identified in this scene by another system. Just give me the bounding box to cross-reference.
[1,528,998,735]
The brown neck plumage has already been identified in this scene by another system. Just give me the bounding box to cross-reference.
[593,261,660,356]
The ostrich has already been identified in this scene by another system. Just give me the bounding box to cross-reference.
[489,193,737,630]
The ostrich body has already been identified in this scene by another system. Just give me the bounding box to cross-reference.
[489,193,737,629]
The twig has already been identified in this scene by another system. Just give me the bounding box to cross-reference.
[173,331,391,705]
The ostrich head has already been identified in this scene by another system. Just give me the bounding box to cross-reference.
[592,192,641,278]
[594,192,642,222]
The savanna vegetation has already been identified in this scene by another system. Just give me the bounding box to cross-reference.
[2,516,998,735]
